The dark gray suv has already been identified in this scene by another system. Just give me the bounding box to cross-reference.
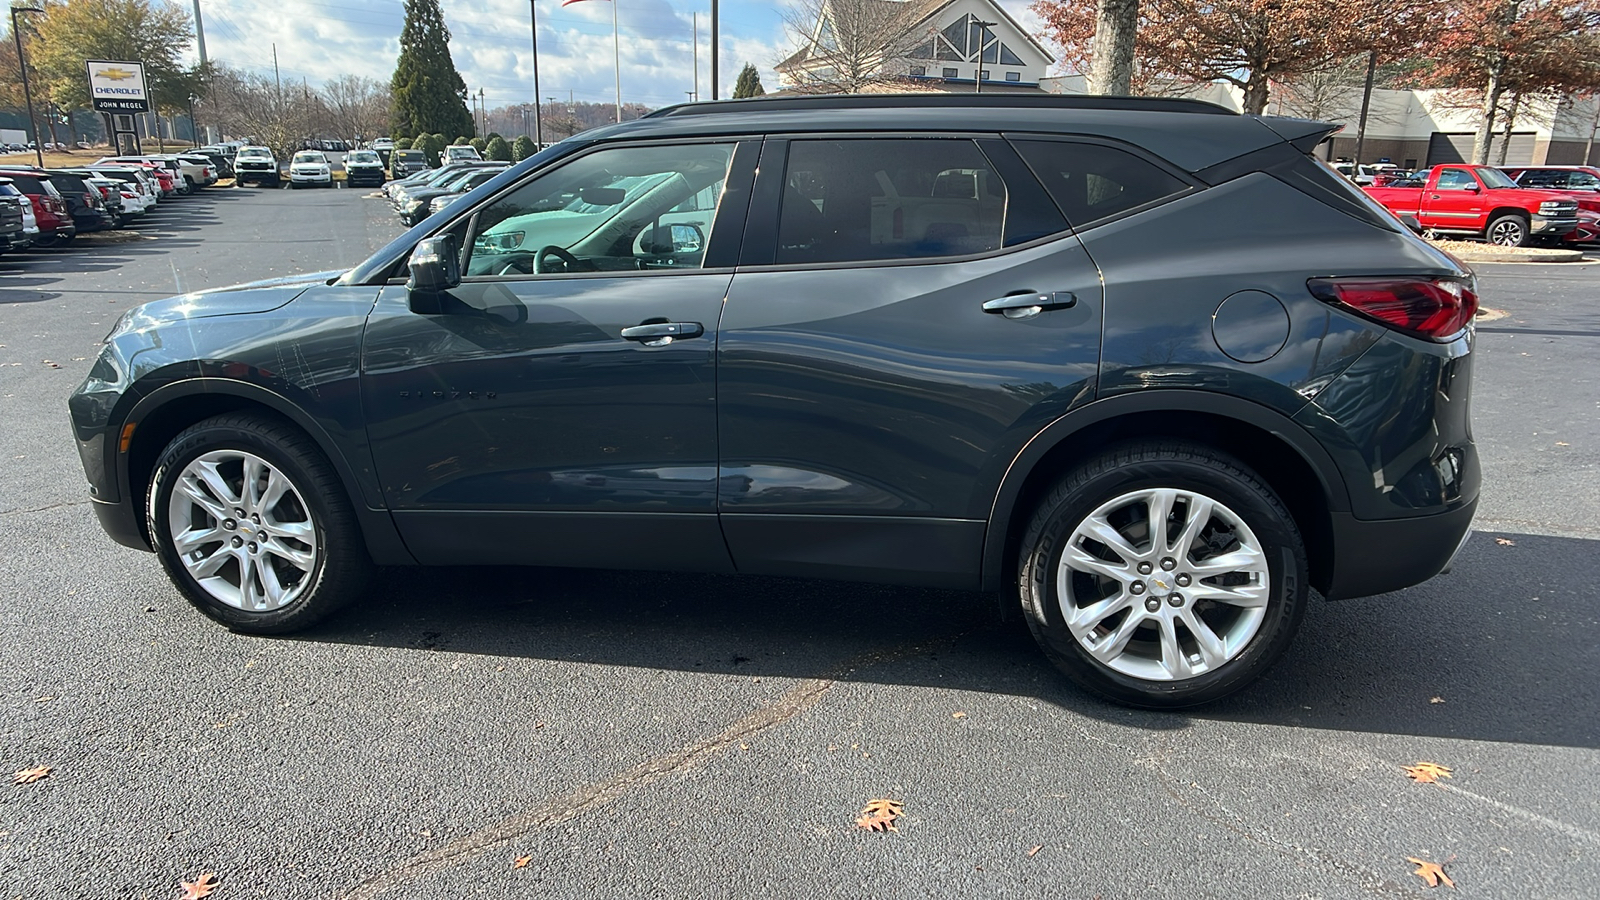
[70,95,1479,707]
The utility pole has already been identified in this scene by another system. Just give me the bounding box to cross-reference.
[710,0,718,100]
[1586,95,1600,166]
[973,21,997,94]
[192,0,207,65]
[478,87,486,136]
[272,43,282,104]
[1353,50,1378,166]
[691,11,698,102]
[529,0,542,147]
[10,5,45,167]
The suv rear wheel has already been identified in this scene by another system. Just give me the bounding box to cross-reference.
[147,413,371,633]
[1018,442,1307,707]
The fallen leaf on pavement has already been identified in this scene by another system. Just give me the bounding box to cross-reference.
[1495,538,1515,546]
[1403,762,1453,784]
[513,855,532,869]
[951,711,967,719]
[1429,697,1445,704]
[12,765,51,785]
[179,872,219,899]
[1027,845,1043,857]
[855,798,904,833]
[1406,857,1455,888]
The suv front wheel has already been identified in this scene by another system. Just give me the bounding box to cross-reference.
[147,413,371,633]
[1018,442,1307,708]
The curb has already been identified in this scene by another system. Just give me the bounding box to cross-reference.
[1450,248,1585,263]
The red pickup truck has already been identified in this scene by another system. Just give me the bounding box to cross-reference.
[1363,164,1579,247]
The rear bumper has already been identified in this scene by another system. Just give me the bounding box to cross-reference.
[1323,498,1477,600]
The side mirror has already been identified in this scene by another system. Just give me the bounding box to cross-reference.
[406,234,461,313]
[1399,214,1423,235]
[669,223,704,253]
[1465,185,1480,194]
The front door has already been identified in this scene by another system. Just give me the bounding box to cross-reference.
[362,140,754,570]
[1422,167,1486,230]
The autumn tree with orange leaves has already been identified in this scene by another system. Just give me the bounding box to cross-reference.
[1033,0,1438,114]
[1416,0,1600,163]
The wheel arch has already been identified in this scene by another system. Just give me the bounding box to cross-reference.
[982,392,1347,597]
[121,379,414,564]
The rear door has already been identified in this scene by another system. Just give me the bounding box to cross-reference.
[714,135,1104,588]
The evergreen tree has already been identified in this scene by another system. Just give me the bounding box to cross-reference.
[511,135,536,161]
[485,135,512,161]
[732,63,766,99]
[389,0,473,139]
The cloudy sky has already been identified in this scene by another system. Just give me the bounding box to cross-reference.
[191,0,1051,111]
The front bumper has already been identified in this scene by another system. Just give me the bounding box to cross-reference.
[1531,214,1579,234]
[290,171,332,184]
[91,495,151,551]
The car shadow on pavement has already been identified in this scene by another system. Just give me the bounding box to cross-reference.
[296,529,1599,751]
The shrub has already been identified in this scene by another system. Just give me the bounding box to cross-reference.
[469,136,488,153]
[394,137,414,150]
[511,135,536,161]
[485,136,513,162]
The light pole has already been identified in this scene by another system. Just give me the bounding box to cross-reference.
[10,5,45,167]
[972,20,997,95]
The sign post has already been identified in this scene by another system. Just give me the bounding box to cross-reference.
[85,60,150,154]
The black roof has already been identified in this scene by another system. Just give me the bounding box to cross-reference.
[582,94,1296,173]
[649,93,1236,118]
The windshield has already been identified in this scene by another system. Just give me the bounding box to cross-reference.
[238,149,271,159]
[293,152,326,164]
[348,151,380,164]
[1479,167,1519,189]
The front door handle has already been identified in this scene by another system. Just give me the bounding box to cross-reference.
[620,321,704,346]
[982,291,1077,319]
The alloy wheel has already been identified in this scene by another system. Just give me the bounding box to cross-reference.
[166,449,319,611]
[1488,219,1525,246]
[1056,488,1270,681]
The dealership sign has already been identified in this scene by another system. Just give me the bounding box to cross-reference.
[86,60,151,113]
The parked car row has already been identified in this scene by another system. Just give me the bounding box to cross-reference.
[1357,163,1600,246]
[0,154,212,253]
[382,160,509,226]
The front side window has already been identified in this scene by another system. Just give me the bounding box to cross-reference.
[1013,140,1189,228]
[775,139,1007,265]
[1569,171,1600,188]
[1435,168,1479,190]
[462,142,733,277]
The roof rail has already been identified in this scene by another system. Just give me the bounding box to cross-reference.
[647,93,1237,119]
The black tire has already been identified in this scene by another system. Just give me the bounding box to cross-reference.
[1485,214,1529,247]
[32,233,57,247]
[1017,441,1308,708]
[147,413,372,634]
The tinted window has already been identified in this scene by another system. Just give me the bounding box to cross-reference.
[1515,170,1555,186]
[776,139,1006,264]
[1567,171,1599,189]
[1013,140,1189,227]
[462,142,733,277]
[4,174,44,194]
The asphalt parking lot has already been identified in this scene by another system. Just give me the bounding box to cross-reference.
[2,188,1597,899]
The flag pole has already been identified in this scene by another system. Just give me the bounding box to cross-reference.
[613,0,621,122]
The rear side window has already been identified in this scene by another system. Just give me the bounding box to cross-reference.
[776,139,1006,264]
[1012,140,1189,228]
[5,174,44,194]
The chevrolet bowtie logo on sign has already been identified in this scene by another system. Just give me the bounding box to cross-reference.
[85,59,150,113]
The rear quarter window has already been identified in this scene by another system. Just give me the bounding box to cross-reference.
[1012,140,1190,228]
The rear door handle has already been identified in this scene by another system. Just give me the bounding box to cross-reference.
[620,321,705,346]
[982,291,1077,318]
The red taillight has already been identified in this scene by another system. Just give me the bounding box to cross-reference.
[1308,277,1478,341]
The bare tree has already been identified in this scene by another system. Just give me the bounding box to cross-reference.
[205,64,319,158]
[321,74,390,144]
[778,0,924,93]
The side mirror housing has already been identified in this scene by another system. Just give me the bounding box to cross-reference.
[406,234,461,313]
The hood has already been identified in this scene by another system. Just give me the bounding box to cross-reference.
[107,270,347,337]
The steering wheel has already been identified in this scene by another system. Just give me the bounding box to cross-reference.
[534,245,580,274]
[494,257,533,276]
